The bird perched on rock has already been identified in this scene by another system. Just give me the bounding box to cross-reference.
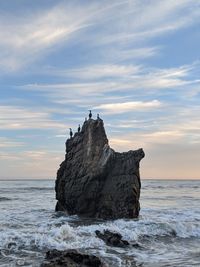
[89,110,92,119]
[69,128,73,138]
[78,124,81,133]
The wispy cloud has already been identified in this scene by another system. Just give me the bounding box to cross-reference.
[93,100,162,114]
[109,108,200,150]
[0,105,66,130]
[22,62,199,108]
[0,137,25,148]
[0,149,64,178]
[1,0,200,179]
[95,0,200,46]
[1,1,200,72]
[0,3,93,71]
[46,64,142,80]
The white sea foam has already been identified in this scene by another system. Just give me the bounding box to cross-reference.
[0,179,200,267]
[11,217,198,253]
[1,217,199,259]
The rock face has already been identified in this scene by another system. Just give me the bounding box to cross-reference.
[55,118,144,219]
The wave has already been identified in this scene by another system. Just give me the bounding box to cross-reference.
[1,216,200,267]
[1,179,199,266]
[79,219,200,241]
[1,218,200,252]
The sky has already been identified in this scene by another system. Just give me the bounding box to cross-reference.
[0,0,200,180]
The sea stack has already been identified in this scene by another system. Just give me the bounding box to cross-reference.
[55,117,145,219]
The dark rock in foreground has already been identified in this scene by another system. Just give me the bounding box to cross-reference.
[41,249,105,267]
[95,230,141,249]
[95,230,129,247]
[55,118,144,219]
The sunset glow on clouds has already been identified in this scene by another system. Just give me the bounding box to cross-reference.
[0,0,200,179]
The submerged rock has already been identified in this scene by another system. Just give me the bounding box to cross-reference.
[41,249,105,267]
[95,230,129,247]
[55,118,144,219]
[95,230,141,249]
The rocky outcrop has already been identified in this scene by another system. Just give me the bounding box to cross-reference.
[95,230,129,247]
[95,230,141,248]
[55,118,144,219]
[41,249,105,267]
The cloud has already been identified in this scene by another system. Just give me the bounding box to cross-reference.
[109,130,184,152]
[1,1,200,180]
[93,100,162,114]
[1,1,200,72]
[0,137,25,148]
[46,64,142,80]
[0,3,94,71]
[21,62,199,110]
[0,105,66,130]
[0,149,64,178]
[88,0,200,50]
[108,108,200,151]
[113,47,160,62]
[0,153,21,161]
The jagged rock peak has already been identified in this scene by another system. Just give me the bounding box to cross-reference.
[65,118,111,170]
[55,117,145,219]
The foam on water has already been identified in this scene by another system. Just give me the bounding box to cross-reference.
[0,179,200,267]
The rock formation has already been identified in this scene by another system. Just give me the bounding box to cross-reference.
[55,118,144,219]
[41,249,105,267]
[95,230,130,247]
[95,230,141,248]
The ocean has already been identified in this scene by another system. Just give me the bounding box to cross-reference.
[0,179,199,267]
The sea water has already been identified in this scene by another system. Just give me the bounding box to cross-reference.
[0,179,200,267]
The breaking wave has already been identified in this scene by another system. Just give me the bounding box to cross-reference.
[1,216,200,251]
[0,179,200,266]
